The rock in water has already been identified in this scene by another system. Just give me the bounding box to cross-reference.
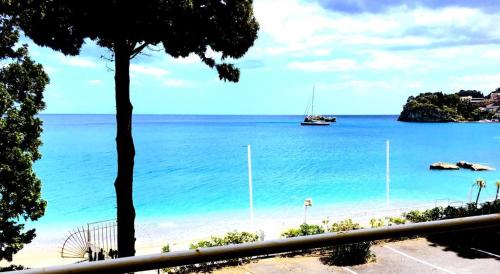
[457,161,494,171]
[471,164,494,171]
[430,162,460,170]
[457,161,473,169]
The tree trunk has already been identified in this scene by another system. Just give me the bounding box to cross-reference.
[496,186,499,200]
[475,187,482,207]
[114,39,136,258]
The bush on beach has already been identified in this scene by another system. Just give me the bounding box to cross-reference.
[161,231,259,273]
[369,218,385,228]
[400,201,500,248]
[281,223,325,238]
[404,200,500,223]
[161,201,500,272]
[403,200,500,256]
[323,219,374,266]
[281,219,374,266]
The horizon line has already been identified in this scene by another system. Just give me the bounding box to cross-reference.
[39,113,400,116]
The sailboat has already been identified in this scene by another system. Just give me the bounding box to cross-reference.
[301,87,336,126]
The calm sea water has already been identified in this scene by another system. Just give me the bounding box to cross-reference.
[35,115,500,226]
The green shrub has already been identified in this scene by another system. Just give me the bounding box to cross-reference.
[329,219,360,232]
[479,200,500,214]
[163,231,258,273]
[442,206,463,219]
[387,217,406,226]
[281,223,324,238]
[404,210,426,223]
[322,219,373,266]
[279,223,325,257]
[161,244,170,253]
[189,231,259,249]
[404,207,443,223]
[321,218,330,230]
[425,207,444,221]
[406,201,500,224]
[369,218,385,228]
[324,241,373,266]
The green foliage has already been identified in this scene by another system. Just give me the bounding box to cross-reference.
[162,231,259,273]
[398,91,493,122]
[387,217,406,226]
[325,219,373,266]
[281,223,325,238]
[369,218,385,228]
[161,244,170,253]
[189,231,259,249]
[422,200,500,255]
[472,200,500,215]
[405,201,500,223]
[329,219,360,232]
[5,0,259,83]
[5,1,260,257]
[321,218,330,230]
[457,90,484,98]
[404,210,426,223]
[404,207,444,223]
[280,220,373,266]
[0,16,48,262]
[324,241,373,266]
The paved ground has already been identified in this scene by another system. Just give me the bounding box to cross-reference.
[216,238,500,274]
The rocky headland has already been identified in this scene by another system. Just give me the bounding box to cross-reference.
[399,89,500,122]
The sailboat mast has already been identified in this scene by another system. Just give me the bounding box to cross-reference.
[312,86,315,116]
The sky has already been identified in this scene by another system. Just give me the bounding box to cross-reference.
[25,0,500,115]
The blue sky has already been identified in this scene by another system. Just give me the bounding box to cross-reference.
[26,0,500,115]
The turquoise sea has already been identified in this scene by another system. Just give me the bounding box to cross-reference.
[35,115,500,228]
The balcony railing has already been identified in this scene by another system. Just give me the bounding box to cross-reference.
[7,213,500,274]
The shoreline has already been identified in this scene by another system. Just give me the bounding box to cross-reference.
[2,198,447,268]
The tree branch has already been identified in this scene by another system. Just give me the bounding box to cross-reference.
[130,42,150,60]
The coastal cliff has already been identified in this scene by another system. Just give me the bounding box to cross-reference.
[398,90,500,122]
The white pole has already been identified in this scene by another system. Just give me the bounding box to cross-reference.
[386,140,390,209]
[247,144,254,227]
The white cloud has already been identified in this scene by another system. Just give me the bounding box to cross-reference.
[318,80,392,91]
[365,51,421,70]
[87,79,103,86]
[408,82,422,89]
[429,47,473,58]
[481,50,500,58]
[130,64,170,77]
[59,56,98,68]
[288,59,357,72]
[449,74,500,92]
[412,7,478,26]
[253,0,500,57]
[164,79,191,87]
[288,51,423,72]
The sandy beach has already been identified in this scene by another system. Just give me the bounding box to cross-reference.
[1,199,446,269]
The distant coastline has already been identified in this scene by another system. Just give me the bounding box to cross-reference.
[398,89,500,122]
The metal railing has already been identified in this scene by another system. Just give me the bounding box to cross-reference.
[60,219,117,259]
[7,213,500,274]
